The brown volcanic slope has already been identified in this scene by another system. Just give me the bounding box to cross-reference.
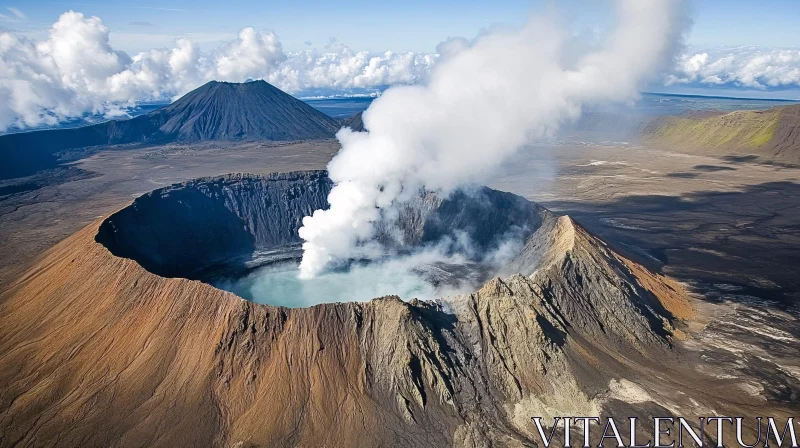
[641,104,800,162]
[0,172,700,447]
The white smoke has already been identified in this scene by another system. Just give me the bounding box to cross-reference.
[297,0,689,278]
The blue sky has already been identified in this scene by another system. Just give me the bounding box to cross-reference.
[689,0,800,48]
[5,0,798,54]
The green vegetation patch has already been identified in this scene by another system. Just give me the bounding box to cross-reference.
[649,109,780,149]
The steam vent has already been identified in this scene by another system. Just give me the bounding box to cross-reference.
[1,170,696,446]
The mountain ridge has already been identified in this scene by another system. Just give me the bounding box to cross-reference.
[341,111,365,132]
[641,104,800,162]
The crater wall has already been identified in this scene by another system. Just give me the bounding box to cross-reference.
[96,171,332,278]
[96,171,549,280]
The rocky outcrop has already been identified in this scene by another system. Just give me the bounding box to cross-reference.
[0,171,695,447]
[518,216,689,350]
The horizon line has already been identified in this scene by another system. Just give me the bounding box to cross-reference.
[642,91,800,102]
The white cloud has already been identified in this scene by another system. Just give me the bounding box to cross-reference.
[6,6,25,20]
[0,11,132,130]
[668,47,800,89]
[268,46,434,93]
[0,10,799,132]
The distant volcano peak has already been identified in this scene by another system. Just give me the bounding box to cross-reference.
[153,80,341,141]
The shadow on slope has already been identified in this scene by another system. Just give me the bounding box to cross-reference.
[542,181,800,307]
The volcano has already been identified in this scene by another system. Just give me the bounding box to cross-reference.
[0,81,342,179]
[150,81,340,141]
[0,170,698,447]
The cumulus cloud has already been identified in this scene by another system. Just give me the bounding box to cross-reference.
[668,47,800,89]
[268,45,434,93]
[0,12,132,130]
[0,11,435,131]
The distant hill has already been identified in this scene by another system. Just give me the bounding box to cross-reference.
[340,111,365,132]
[641,104,800,162]
[0,81,342,180]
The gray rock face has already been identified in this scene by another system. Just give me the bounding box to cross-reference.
[390,188,546,252]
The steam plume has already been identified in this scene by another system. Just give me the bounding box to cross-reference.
[298,0,689,278]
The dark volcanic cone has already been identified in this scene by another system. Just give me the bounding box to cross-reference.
[151,81,340,141]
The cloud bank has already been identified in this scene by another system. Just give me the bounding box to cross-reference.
[669,47,800,90]
[297,0,690,278]
[1,9,800,132]
[0,11,434,131]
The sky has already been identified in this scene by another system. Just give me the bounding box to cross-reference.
[4,0,798,53]
[1,0,799,131]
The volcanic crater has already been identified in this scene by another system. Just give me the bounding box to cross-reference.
[94,170,550,306]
